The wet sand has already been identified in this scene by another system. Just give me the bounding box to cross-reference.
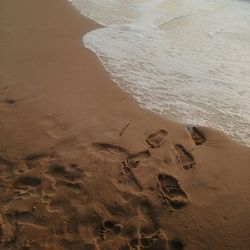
[0,0,250,249]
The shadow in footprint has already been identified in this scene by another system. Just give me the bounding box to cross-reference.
[140,233,167,250]
[1,221,21,247]
[4,99,16,106]
[158,174,188,209]
[121,165,143,191]
[0,156,12,171]
[98,220,122,239]
[175,145,195,170]
[48,164,81,181]
[66,217,80,235]
[25,153,50,169]
[48,164,67,177]
[126,150,150,168]
[93,143,129,156]
[140,200,160,229]
[146,130,168,148]
[49,197,73,213]
[169,239,184,250]
[6,210,33,224]
[129,237,139,248]
[25,153,48,162]
[141,236,154,247]
[187,126,206,145]
[59,180,82,190]
[59,238,94,250]
[0,224,3,242]
[15,176,41,187]
[104,202,126,217]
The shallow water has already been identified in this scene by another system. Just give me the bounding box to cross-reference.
[69,0,250,145]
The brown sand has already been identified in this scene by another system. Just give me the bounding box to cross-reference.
[0,0,250,249]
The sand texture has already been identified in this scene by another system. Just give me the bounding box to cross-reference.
[1,0,250,249]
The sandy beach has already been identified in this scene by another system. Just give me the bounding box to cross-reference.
[1,0,250,249]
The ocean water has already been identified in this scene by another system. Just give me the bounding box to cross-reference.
[69,0,250,145]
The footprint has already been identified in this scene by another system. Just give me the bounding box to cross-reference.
[93,143,129,156]
[48,164,82,190]
[0,223,3,241]
[104,202,126,217]
[55,222,66,236]
[1,222,21,246]
[121,164,143,191]
[129,237,139,248]
[59,238,94,250]
[6,210,33,224]
[25,153,49,169]
[0,156,12,171]
[141,236,154,248]
[48,164,82,181]
[125,225,166,249]
[0,215,20,248]
[175,145,195,170]
[140,233,167,249]
[48,164,68,177]
[58,179,82,190]
[66,217,80,235]
[98,220,122,239]
[122,225,137,239]
[48,197,72,212]
[187,126,206,145]
[4,99,16,106]
[125,150,150,168]
[158,174,188,209]
[146,130,168,148]
[140,201,160,229]
[15,176,42,187]
[25,153,48,162]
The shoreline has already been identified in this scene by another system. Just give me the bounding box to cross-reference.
[1,0,250,249]
[72,0,250,149]
[72,0,250,148]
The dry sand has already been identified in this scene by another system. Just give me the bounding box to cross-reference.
[0,0,250,249]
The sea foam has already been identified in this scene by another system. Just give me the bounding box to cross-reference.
[69,0,250,145]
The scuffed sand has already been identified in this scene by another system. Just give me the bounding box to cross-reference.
[0,0,250,249]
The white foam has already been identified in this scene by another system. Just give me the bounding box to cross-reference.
[69,0,250,146]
